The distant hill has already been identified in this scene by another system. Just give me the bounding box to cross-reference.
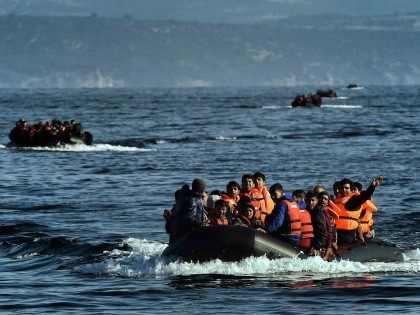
[2,0,420,23]
[0,14,419,88]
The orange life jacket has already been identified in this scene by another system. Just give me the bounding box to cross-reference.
[242,189,265,220]
[359,200,377,233]
[283,200,301,236]
[221,193,239,206]
[220,194,239,215]
[327,200,340,220]
[255,186,275,221]
[213,217,229,226]
[335,193,362,230]
[299,209,314,239]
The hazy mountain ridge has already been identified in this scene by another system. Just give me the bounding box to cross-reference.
[1,15,419,88]
[2,0,420,23]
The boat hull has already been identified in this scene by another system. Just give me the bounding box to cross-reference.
[162,225,403,263]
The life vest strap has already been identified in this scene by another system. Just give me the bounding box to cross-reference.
[339,216,359,221]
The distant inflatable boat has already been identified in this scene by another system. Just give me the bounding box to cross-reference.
[8,119,93,147]
[291,94,322,107]
[162,225,403,263]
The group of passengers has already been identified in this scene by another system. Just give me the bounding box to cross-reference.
[164,172,382,261]
[9,118,91,146]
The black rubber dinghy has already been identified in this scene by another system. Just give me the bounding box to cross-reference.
[162,225,403,263]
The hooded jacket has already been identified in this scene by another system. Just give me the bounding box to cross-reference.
[265,193,301,246]
[172,189,206,239]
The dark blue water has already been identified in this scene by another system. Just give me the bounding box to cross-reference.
[0,86,419,314]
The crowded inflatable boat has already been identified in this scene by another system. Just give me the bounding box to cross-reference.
[8,119,93,147]
[162,174,403,263]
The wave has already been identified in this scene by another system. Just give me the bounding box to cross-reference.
[73,238,420,278]
[0,222,129,265]
[4,143,156,152]
[321,104,363,108]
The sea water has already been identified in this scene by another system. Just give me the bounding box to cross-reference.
[0,86,419,314]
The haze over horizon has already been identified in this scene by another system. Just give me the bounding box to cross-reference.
[1,0,419,88]
[2,0,420,23]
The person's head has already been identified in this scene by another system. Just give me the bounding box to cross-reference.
[238,197,255,219]
[292,189,306,201]
[269,183,284,202]
[215,199,230,217]
[192,178,206,194]
[333,181,341,197]
[313,184,326,194]
[352,182,362,193]
[253,171,266,188]
[305,190,318,211]
[207,193,221,210]
[174,184,190,201]
[210,190,222,197]
[241,174,255,192]
[201,191,208,205]
[317,191,330,207]
[338,178,353,197]
[226,180,241,197]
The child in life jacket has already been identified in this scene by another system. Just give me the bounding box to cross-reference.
[232,197,263,229]
[206,190,222,222]
[211,199,231,226]
[221,180,241,218]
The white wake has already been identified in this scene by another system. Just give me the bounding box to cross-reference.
[73,238,420,278]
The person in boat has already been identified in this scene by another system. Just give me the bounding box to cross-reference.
[313,184,326,195]
[206,190,222,222]
[221,181,241,212]
[332,181,340,200]
[296,190,313,251]
[351,182,378,242]
[322,192,340,258]
[232,197,263,229]
[172,178,207,242]
[292,189,307,210]
[211,199,231,226]
[164,184,190,244]
[253,172,275,222]
[334,177,383,244]
[309,191,336,261]
[70,119,84,137]
[264,183,301,247]
[240,174,266,222]
[220,180,241,222]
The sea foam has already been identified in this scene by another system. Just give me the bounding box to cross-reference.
[73,238,420,278]
[5,143,155,152]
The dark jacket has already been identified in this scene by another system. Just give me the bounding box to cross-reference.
[232,215,262,229]
[265,193,301,246]
[172,190,205,240]
[310,205,330,250]
[344,184,376,211]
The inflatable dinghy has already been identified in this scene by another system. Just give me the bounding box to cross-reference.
[8,119,93,147]
[162,225,403,263]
